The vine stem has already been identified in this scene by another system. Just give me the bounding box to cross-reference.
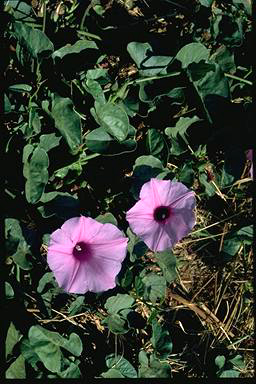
[224,73,252,85]
[126,71,181,86]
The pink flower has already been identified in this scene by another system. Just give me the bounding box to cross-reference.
[47,216,128,294]
[126,178,196,251]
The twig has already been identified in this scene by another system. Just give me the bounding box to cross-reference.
[169,292,234,338]
[191,211,243,236]
[39,308,88,331]
[191,274,215,302]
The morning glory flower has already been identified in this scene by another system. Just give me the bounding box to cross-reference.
[47,216,128,294]
[126,178,196,251]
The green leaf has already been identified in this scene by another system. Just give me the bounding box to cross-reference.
[198,0,214,6]
[95,212,118,226]
[37,272,58,293]
[5,218,33,270]
[51,96,82,154]
[83,78,106,105]
[52,40,98,60]
[58,362,82,378]
[12,241,33,270]
[5,355,26,379]
[118,267,133,289]
[10,1,35,22]
[130,155,171,199]
[222,237,241,261]
[23,145,49,204]
[105,293,135,314]
[86,127,114,153]
[139,82,185,104]
[104,314,128,334]
[233,0,252,15]
[6,322,22,359]
[176,43,209,69]
[146,129,167,162]
[5,282,14,299]
[22,326,83,373]
[199,172,216,196]
[229,355,245,369]
[39,133,61,152]
[210,45,236,74]
[86,126,136,155]
[212,14,243,47]
[151,319,172,358]
[179,163,195,187]
[8,84,32,93]
[138,351,171,378]
[20,338,40,369]
[105,354,137,378]
[4,94,12,113]
[187,61,216,82]
[191,62,230,105]
[96,102,129,142]
[219,369,240,378]
[101,368,125,378]
[165,116,201,142]
[86,68,109,81]
[13,21,54,59]
[155,250,177,283]
[68,296,85,316]
[54,162,82,181]
[27,106,41,137]
[215,355,226,370]
[142,273,166,304]
[38,193,80,219]
[236,225,253,244]
[127,42,173,77]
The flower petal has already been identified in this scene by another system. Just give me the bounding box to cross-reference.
[171,190,196,210]
[81,257,123,292]
[126,209,170,251]
[139,178,191,207]
[47,247,79,291]
[49,228,74,248]
[126,199,154,221]
[163,207,196,246]
[60,217,83,244]
[139,178,163,206]
[90,224,128,261]
[47,216,128,294]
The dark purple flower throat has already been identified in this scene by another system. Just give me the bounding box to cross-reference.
[153,206,171,223]
[72,242,91,261]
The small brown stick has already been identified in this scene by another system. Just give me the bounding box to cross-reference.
[191,274,215,302]
[38,308,88,331]
[214,245,243,315]
[169,292,234,338]
[218,223,228,252]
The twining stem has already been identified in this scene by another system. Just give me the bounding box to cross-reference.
[109,71,181,103]
[126,71,181,86]
[80,0,96,31]
[42,1,47,33]
[77,30,102,41]
[80,153,101,164]
[224,73,252,86]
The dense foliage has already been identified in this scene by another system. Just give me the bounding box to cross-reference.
[3,0,253,379]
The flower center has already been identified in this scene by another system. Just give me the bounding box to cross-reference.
[153,206,171,222]
[72,242,91,261]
